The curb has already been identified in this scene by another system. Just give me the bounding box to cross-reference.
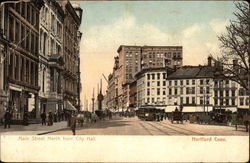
[37,127,70,135]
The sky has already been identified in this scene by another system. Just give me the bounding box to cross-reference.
[72,1,237,109]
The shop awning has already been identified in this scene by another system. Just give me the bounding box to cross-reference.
[165,106,178,113]
[182,106,196,113]
[64,100,77,111]
[238,106,249,109]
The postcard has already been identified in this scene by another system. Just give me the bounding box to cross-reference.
[0,0,249,162]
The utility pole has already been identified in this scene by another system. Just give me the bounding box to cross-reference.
[92,88,95,113]
[97,79,104,110]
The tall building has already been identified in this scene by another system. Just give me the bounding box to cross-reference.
[114,45,183,111]
[38,0,64,114]
[0,6,8,121]
[141,45,182,70]
[2,0,43,123]
[59,1,82,111]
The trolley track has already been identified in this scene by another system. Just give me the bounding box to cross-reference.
[144,121,170,135]
[161,122,204,135]
[139,122,153,135]
[151,122,188,135]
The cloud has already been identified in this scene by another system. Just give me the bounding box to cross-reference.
[182,24,203,38]
[80,12,225,105]
[209,18,229,34]
[80,12,174,102]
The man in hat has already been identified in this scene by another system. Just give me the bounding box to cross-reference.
[70,113,77,135]
[4,110,11,129]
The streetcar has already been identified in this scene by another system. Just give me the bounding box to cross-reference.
[136,107,165,121]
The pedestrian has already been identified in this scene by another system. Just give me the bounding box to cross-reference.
[54,112,57,123]
[70,114,77,135]
[108,111,112,120]
[40,112,46,125]
[4,110,11,129]
[48,112,53,126]
[23,110,29,126]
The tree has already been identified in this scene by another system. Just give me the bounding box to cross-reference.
[217,1,249,91]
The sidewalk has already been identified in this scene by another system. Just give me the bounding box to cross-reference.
[0,121,68,135]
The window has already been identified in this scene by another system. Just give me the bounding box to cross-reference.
[220,99,223,106]
[9,16,14,42]
[157,88,160,95]
[186,80,189,85]
[174,88,177,95]
[192,87,195,94]
[27,4,30,22]
[200,80,203,85]
[180,97,183,104]
[192,97,195,104]
[215,91,218,97]
[200,87,203,94]
[240,98,244,106]
[214,99,218,105]
[147,74,150,80]
[157,81,160,86]
[152,98,155,103]
[226,90,229,97]
[163,89,166,95]
[200,97,203,105]
[15,21,20,44]
[157,73,160,80]
[147,82,150,87]
[232,99,235,105]
[226,99,229,105]
[220,90,223,97]
[163,73,166,79]
[192,80,195,85]
[180,87,183,94]
[169,88,172,95]
[152,74,155,80]
[147,89,150,96]
[180,80,183,85]
[175,80,177,85]
[186,97,189,104]
[169,81,172,86]
[205,87,209,94]
[186,87,189,94]
[232,90,235,97]
[163,81,166,86]
[206,79,210,85]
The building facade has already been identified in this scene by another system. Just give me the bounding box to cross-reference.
[59,1,82,111]
[38,0,64,114]
[141,46,182,70]
[135,67,168,108]
[166,59,245,113]
[3,0,43,123]
[0,6,8,121]
[112,45,183,111]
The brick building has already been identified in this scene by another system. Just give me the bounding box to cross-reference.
[107,45,183,111]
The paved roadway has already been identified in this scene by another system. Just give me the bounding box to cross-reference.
[48,116,249,136]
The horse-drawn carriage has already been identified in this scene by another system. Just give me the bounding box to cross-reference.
[171,110,183,124]
[232,109,249,132]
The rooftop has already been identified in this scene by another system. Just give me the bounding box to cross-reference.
[167,66,215,79]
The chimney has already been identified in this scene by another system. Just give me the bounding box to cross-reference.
[207,57,212,67]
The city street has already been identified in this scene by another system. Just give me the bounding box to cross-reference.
[48,116,248,136]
